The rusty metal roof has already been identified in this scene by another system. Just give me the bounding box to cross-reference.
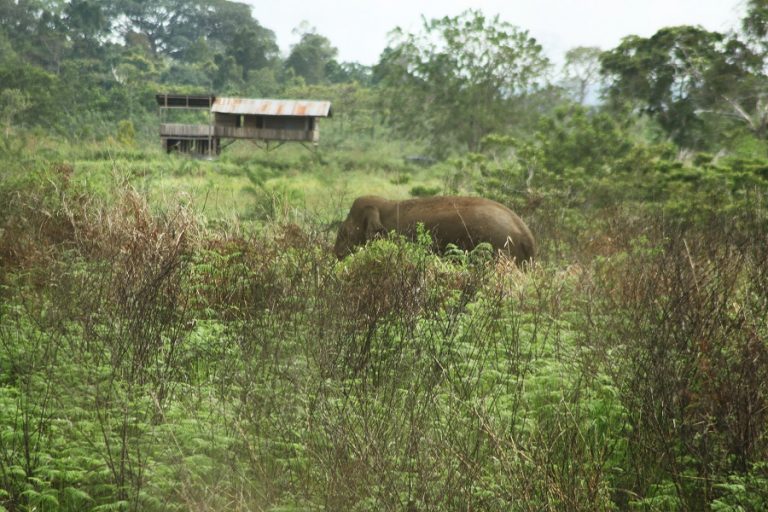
[212,97,332,117]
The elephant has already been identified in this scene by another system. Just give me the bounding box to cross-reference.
[334,195,536,265]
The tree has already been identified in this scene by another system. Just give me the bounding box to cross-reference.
[0,0,54,63]
[110,0,279,85]
[212,53,243,91]
[0,55,57,126]
[325,61,372,85]
[30,1,70,73]
[285,25,339,85]
[706,38,768,142]
[226,25,278,80]
[601,25,768,147]
[0,89,30,135]
[601,26,749,147]
[731,0,768,140]
[113,0,183,56]
[204,0,267,50]
[535,105,636,175]
[562,46,602,105]
[743,0,768,50]
[375,9,550,154]
[203,0,278,80]
[64,0,111,59]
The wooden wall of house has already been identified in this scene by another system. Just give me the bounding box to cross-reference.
[214,113,240,127]
[242,115,264,129]
[242,115,310,131]
[272,116,309,131]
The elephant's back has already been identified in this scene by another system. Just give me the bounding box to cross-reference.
[396,196,513,221]
[394,196,535,261]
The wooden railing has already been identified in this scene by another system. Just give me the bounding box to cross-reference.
[160,124,319,142]
[159,124,213,137]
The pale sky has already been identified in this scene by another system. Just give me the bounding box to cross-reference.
[245,0,745,67]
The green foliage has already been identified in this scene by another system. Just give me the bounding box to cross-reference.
[562,46,603,104]
[710,463,768,511]
[743,0,768,50]
[443,242,494,266]
[408,184,441,197]
[376,9,550,154]
[284,27,339,85]
[601,24,768,147]
[116,119,136,146]
[0,88,29,133]
[536,105,638,175]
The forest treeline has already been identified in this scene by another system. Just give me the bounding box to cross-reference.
[1,0,767,156]
[0,0,371,139]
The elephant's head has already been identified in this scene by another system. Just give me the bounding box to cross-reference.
[334,198,388,259]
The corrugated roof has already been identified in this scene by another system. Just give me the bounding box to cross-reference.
[212,97,332,117]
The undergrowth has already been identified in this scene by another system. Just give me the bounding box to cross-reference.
[1,157,767,511]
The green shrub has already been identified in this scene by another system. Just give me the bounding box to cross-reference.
[409,184,441,197]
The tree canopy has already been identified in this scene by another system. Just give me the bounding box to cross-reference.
[375,9,550,153]
[601,24,768,147]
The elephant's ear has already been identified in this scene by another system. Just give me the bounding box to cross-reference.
[363,206,386,240]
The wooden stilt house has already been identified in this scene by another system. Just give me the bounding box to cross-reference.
[157,94,332,156]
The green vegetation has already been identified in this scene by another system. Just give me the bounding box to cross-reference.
[2,1,768,511]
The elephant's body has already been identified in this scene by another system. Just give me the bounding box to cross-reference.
[334,195,536,264]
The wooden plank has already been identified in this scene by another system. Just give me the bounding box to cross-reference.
[159,123,212,137]
[160,123,320,142]
[216,126,320,141]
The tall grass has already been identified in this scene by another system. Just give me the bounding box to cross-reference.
[1,153,767,511]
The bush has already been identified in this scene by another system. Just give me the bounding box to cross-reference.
[409,184,441,197]
[581,213,768,510]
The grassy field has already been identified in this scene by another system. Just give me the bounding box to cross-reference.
[1,138,767,511]
[45,141,447,222]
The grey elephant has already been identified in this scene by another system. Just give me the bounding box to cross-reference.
[334,195,536,265]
